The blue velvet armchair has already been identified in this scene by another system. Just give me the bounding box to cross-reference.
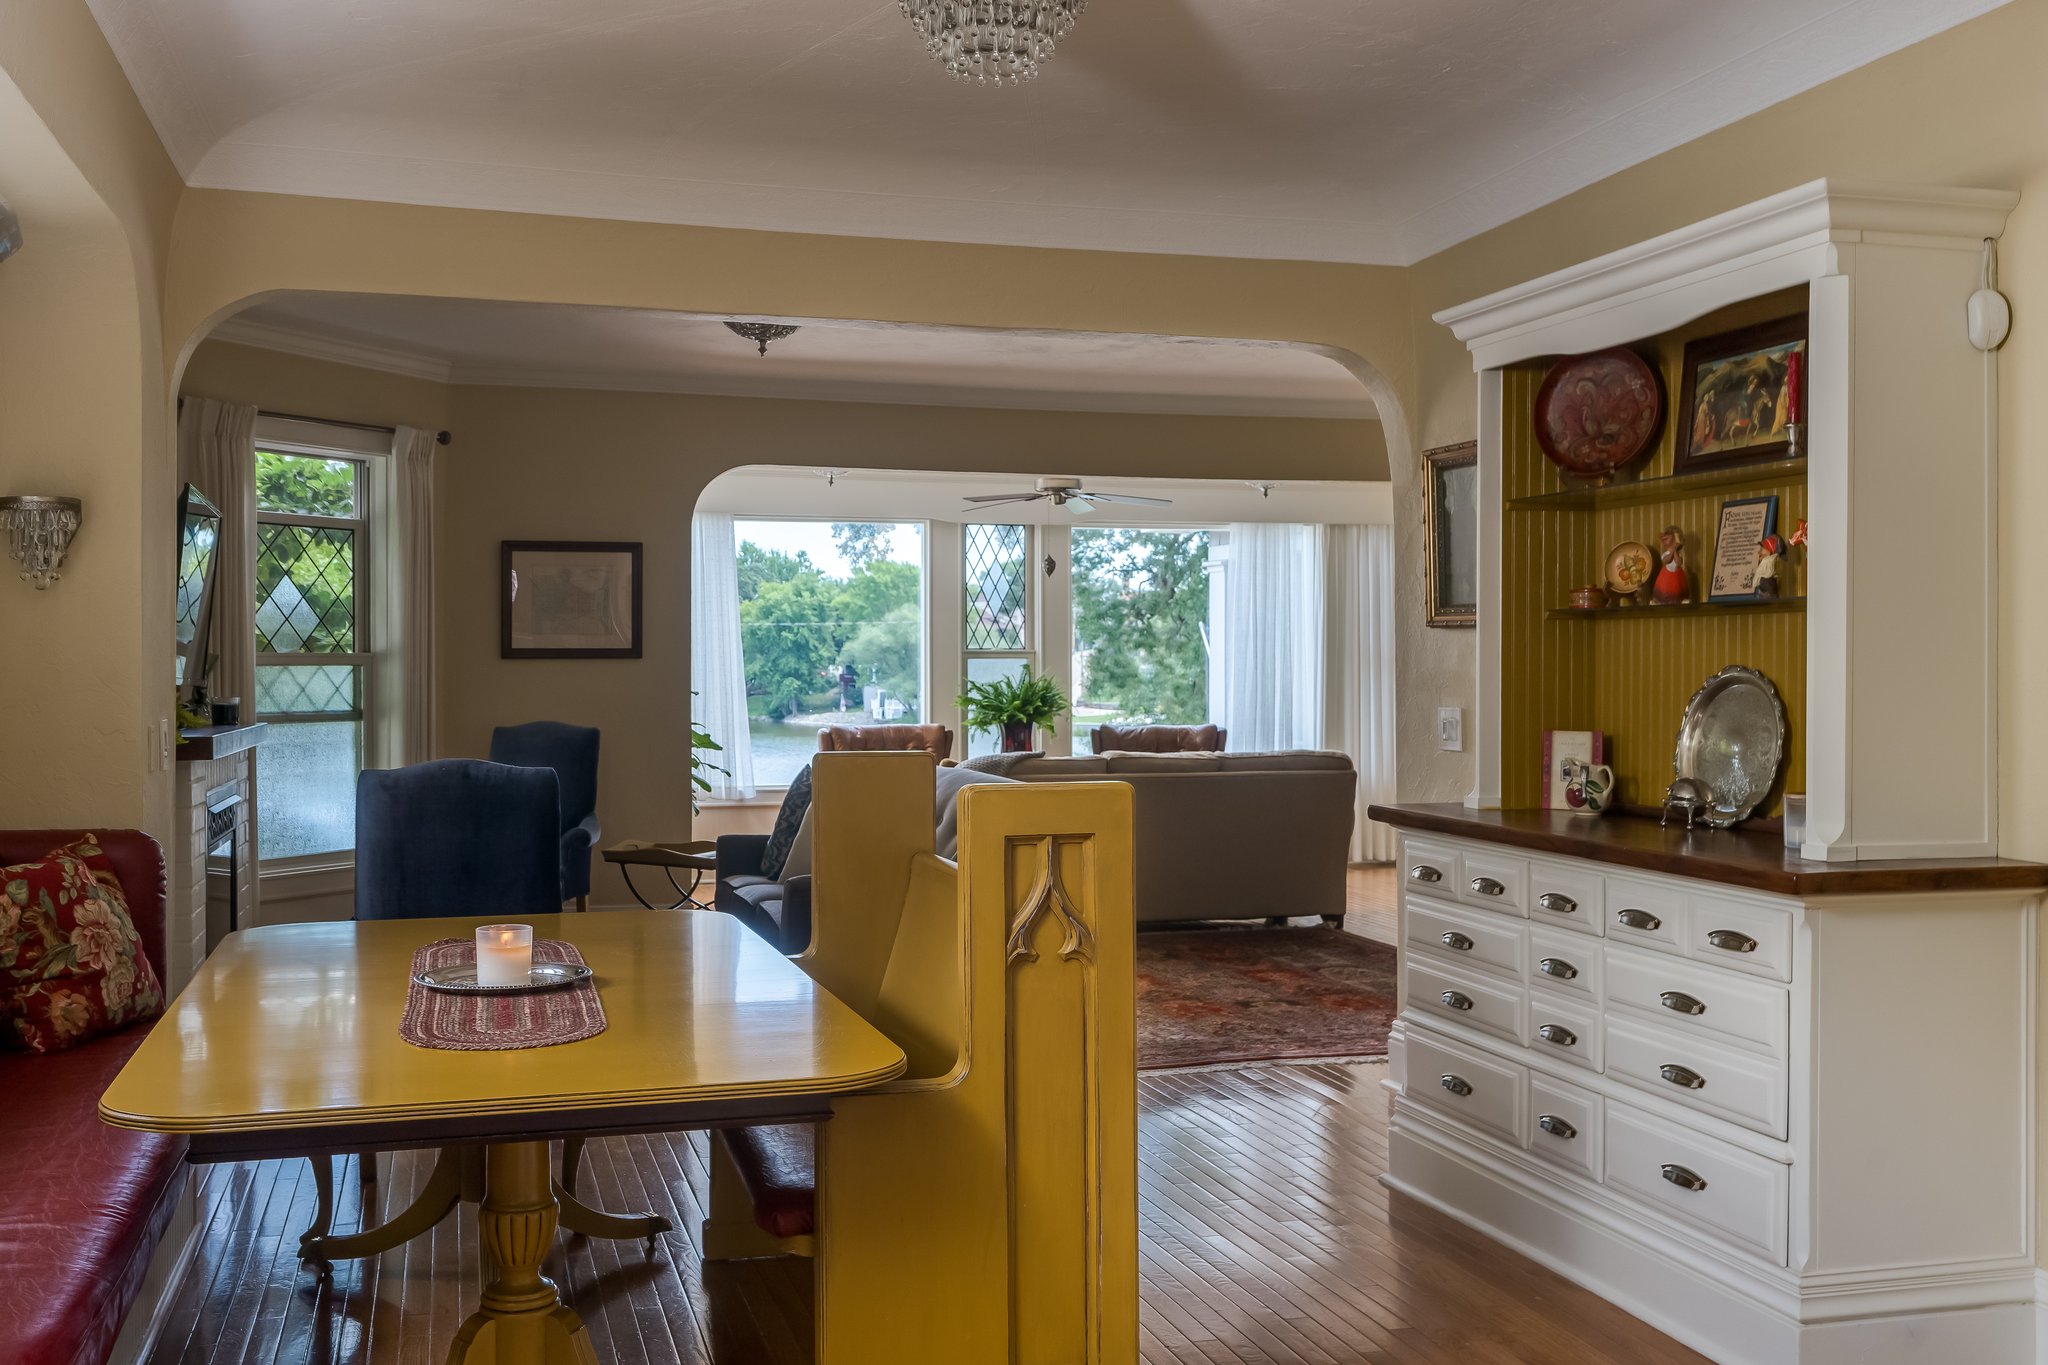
[489,721,602,910]
[354,758,563,920]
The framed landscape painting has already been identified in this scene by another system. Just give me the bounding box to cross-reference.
[502,541,643,658]
[1675,314,1807,473]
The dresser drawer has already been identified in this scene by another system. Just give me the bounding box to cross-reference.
[1688,894,1794,982]
[1404,1027,1525,1143]
[1407,955,1523,1044]
[1527,858,1603,935]
[1605,876,1689,955]
[1459,848,1528,915]
[1527,926,1601,1002]
[1605,945,1789,1059]
[1406,897,1525,979]
[1605,1105,1789,1265]
[1604,1015,1787,1138]
[1524,987,1602,1073]
[1528,1072,1602,1180]
[1401,839,1460,900]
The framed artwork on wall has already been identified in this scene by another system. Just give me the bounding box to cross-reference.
[1707,495,1779,602]
[501,541,643,658]
[1424,441,1478,627]
[1675,314,1807,473]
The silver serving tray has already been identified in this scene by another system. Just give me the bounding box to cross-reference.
[414,961,592,994]
[1672,665,1787,829]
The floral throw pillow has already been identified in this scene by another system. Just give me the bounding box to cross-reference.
[1,836,165,1053]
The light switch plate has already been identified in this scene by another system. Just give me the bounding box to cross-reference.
[159,718,172,769]
[1438,707,1464,752]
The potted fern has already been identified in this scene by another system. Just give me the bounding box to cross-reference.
[957,666,1070,753]
[689,694,730,814]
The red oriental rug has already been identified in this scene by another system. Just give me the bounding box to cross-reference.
[1136,927,1398,1070]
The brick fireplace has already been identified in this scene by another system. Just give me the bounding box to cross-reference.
[170,724,265,992]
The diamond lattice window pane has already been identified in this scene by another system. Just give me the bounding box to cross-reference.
[964,523,1027,650]
[257,664,358,715]
[256,524,355,653]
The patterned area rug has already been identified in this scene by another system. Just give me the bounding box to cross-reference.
[1136,927,1398,1070]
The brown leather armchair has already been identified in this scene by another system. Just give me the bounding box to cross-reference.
[1091,723,1226,754]
[817,723,955,763]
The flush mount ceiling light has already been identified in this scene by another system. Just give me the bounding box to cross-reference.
[0,495,82,589]
[899,0,1087,86]
[723,321,800,356]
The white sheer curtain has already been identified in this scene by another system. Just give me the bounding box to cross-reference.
[1219,524,1325,752]
[373,426,437,766]
[176,396,257,711]
[691,513,755,799]
[1324,525,1398,862]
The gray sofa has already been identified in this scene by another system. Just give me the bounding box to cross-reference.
[982,751,1357,925]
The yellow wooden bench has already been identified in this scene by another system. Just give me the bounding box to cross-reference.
[703,751,1139,1364]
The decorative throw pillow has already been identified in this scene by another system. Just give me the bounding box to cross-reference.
[759,765,814,881]
[1,836,165,1053]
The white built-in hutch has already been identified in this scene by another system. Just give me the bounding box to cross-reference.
[1371,181,2045,1365]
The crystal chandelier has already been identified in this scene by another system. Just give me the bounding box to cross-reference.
[723,321,800,356]
[899,0,1087,85]
[0,495,82,589]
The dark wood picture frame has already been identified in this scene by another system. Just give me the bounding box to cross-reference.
[501,540,643,659]
[1424,441,1479,627]
[1706,495,1780,602]
[1675,313,1808,474]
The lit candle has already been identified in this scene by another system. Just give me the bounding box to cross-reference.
[475,923,534,987]
[1785,348,1803,427]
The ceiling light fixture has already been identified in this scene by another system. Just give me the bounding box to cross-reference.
[1248,481,1278,498]
[899,0,1087,86]
[0,197,22,264]
[723,321,800,356]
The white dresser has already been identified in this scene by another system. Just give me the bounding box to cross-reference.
[1376,808,2043,1365]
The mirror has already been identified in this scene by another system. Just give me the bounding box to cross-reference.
[175,483,222,700]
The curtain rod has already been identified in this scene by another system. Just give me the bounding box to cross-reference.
[261,408,452,446]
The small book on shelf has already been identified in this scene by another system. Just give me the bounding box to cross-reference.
[1542,730,1604,810]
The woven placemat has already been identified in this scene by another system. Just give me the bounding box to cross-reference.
[399,938,607,1051]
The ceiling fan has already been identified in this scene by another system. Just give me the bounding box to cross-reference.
[963,476,1170,514]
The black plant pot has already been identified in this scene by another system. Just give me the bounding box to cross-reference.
[1000,721,1037,753]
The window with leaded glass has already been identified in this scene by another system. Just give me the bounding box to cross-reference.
[962,523,1033,758]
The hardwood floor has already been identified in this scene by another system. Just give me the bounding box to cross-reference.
[145,1059,1703,1364]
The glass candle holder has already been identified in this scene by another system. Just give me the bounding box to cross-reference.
[475,923,534,987]
[1782,795,1807,853]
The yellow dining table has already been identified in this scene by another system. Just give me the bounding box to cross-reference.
[101,910,906,1365]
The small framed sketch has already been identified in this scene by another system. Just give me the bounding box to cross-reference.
[1707,496,1779,601]
[1424,441,1478,627]
[502,541,643,659]
[1676,314,1807,474]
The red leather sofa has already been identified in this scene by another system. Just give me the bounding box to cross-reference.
[0,830,190,1365]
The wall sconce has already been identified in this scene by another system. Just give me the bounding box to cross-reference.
[0,495,82,589]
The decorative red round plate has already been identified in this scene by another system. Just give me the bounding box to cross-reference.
[1533,348,1664,482]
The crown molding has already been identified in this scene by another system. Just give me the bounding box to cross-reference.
[209,315,453,383]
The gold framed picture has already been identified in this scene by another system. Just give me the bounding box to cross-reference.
[1424,441,1478,627]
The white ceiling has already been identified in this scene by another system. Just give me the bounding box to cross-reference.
[216,294,1379,418]
[87,0,2007,265]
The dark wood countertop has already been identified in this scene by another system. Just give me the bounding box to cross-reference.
[176,722,269,763]
[1367,803,2048,898]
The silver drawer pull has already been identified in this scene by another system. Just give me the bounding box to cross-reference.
[1440,990,1474,1012]
[1470,876,1506,897]
[1536,957,1578,981]
[1536,1023,1578,1048]
[1660,990,1706,1016]
[1536,892,1578,915]
[1616,908,1662,932]
[1661,1163,1709,1192]
[1440,1073,1473,1097]
[1659,1063,1706,1090]
[1536,1114,1577,1140]
[1409,864,1444,884]
[1707,929,1758,954]
[1439,931,1475,952]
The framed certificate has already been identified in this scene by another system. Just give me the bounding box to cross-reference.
[1707,496,1779,602]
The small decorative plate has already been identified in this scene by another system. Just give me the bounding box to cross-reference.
[414,962,593,994]
[1672,665,1788,829]
[1533,348,1664,483]
[1604,541,1655,597]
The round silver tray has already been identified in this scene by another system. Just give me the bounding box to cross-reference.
[414,961,592,994]
[1672,665,1787,829]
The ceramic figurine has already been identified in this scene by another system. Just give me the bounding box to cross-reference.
[1651,524,1689,604]
[1755,533,1784,598]
[1562,758,1615,816]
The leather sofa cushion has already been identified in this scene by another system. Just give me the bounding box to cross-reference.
[0,1026,188,1365]
[717,1123,817,1238]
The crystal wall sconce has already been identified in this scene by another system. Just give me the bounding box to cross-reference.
[0,495,83,589]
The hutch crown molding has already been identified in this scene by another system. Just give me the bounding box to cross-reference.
[1386,180,2040,1365]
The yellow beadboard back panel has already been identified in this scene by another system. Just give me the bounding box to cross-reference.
[1500,288,1809,813]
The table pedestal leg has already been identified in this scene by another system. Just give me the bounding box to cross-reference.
[447,1141,597,1365]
